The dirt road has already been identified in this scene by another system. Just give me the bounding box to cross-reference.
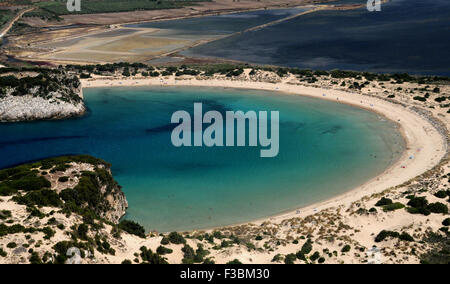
[0,7,34,38]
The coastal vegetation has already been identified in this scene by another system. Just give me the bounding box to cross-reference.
[63,62,450,86]
[23,0,210,20]
[168,232,186,245]
[0,155,142,264]
[0,69,81,103]
[139,246,168,264]
[0,67,85,122]
[375,230,414,243]
[406,196,449,216]
[118,220,146,238]
[0,9,13,29]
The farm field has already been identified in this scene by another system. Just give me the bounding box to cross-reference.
[24,0,210,20]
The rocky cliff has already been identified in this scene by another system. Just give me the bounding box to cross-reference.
[0,70,85,122]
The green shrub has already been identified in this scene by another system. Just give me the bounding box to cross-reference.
[195,245,210,263]
[160,237,170,245]
[52,240,94,264]
[58,176,69,183]
[227,259,243,265]
[271,254,283,263]
[310,251,320,261]
[29,252,43,264]
[427,203,448,214]
[301,239,313,254]
[296,239,313,260]
[375,230,414,242]
[284,254,296,264]
[413,96,427,102]
[181,245,196,264]
[399,232,414,242]
[0,210,12,220]
[375,230,400,242]
[59,168,117,219]
[318,257,325,264]
[203,258,215,264]
[118,220,146,238]
[94,235,115,255]
[139,246,168,264]
[434,191,448,199]
[77,224,89,240]
[220,240,233,248]
[0,248,6,257]
[6,242,17,249]
[0,223,36,237]
[168,232,186,244]
[80,73,91,79]
[42,227,55,240]
[27,206,45,219]
[156,246,173,255]
[121,259,132,264]
[3,175,51,193]
[341,245,351,253]
[0,184,17,196]
[13,189,62,208]
[383,202,405,212]
[407,197,428,208]
[406,206,431,216]
[443,218,450,226]
[375,197,393,207]
[212,231,224,239]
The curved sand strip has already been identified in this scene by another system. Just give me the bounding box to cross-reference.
[82,77,447,227]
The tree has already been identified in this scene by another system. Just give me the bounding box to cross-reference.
[77,224,89,240]
[168,232,186,244]
[119,220,146,238]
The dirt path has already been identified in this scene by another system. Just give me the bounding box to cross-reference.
[0,7,35,38]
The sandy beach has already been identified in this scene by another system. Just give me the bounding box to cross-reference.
[82,75,447,227]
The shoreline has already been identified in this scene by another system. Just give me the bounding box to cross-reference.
[81,76,448,232]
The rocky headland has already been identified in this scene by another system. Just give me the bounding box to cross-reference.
[0,68,85,122]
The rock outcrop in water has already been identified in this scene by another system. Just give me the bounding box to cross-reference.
[0,69,85,122]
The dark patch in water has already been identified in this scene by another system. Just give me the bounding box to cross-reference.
[281,121,306,131]
[0,153,82,170]
[321,125,342,135]
[162,161,225,172]
[200,99,230,114]
[146,124,176,134]
[0,136,86,148]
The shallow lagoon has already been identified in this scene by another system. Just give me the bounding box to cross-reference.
[184,0,450,76]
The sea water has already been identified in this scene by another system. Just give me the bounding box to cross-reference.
[0,87,404,232]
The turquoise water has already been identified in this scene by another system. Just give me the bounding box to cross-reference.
[0,87,404,232]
